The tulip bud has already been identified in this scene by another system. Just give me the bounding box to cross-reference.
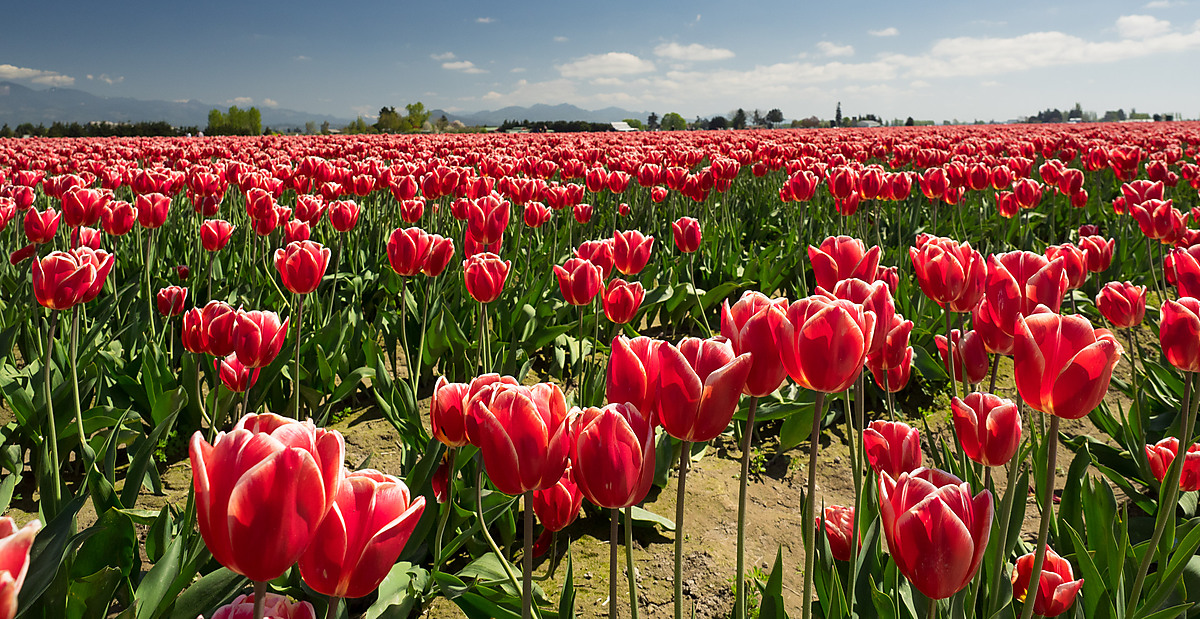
[328,199,361,232]
[1145,438,1200,491]
[201,219,235,251]
[1014,312,1121,419]
[951,393,1021,467]
[1095,282,1146,329]
[465,381,570,495]
[463,252,510,303]
[602,278,644,325]
[274,240,329,295]
[214,353,260,393]
[533,467,584,532]
[156,286,187,317]
[671,217,702,253]
[818,505,856,562]
[935,330,990,385]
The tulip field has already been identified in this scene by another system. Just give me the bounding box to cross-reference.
[2,122,1200,619]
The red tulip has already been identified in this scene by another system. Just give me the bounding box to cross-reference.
[294,194,326,226]
[465,381,571,495]
[0,517,40,619]
[8,186,35,211]
[879,468,992,599]
[909,237,985,312]
[463,252,510,303]
[62,187,109,228]
[607,335,660,416]
[863,420,921,478]
[533,467,584,532]
[1013,312,1121,419]
[283,220,310,244]
[672,217,702,253]
[1095,282,1146,329]
[274,240,330,295]
[572,203,593,224]
[182,300,236,356]
[650,186,669,203]
[201,219,235,251]
[1121,179,1164,207]
[156,286,187,317]
[1012,178,1043,209]
[1044,244,1087,290]
[233,310,290,369]
[1145,438,1200,491]
[614,229,654,275]
[1130,199,1177,241]
[135,192,171,229]
[24,207,60,244]
[1160,298,1200,372]
[574,239,615,279]
[819,278,895,358]
[572,402,655,508]
[523,202,553,228]
[387,227,430,277]
[299,469,425,599]
[1011,546,1084,617]
[421,234,454,277]
[818,505,856,562]
[935,329,989,385]
[987,252,1069,319]
[189,413,344,582]
[866,314,914,392]
[1168,247,1200,298]
[655,337,752,442]
[1077,236,1114,273]
[554,257,603,306]
[8,244,36,266]
[210,593,316,619]
[721,291,789,397]
[400,198,425,223]
[431,374,518,447]
[214,353,260,393]
[776,296,875,394]
[602,278,644,325]
[808,236,882,291]
[951,393,1021,467]
[101,200,137,236]
[328,200,361,232]
[71,226,102,250]
[176,265,190,280]
[32,248,113,310]
[466,194,509,244]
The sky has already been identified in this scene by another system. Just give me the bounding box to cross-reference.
[2,0,1199,123]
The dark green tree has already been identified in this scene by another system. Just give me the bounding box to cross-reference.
[752,109,764,128]
[709,116,728,130]
[0,124,13,138]
[731,108,747,129]
[835,102,843,127]
[905,116,915,126]
[766,108,783,128]
[661,112,687,131]
[647,112,659,131]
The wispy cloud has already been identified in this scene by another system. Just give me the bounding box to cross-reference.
[653,42,735,61]
[431,52,456,61]
[557,52,656,78]
[86,73,124,85]
[294,55,311,61]
[476,17,494,23]
[511,67,527,73]
[443,60,487,74]
[262,98,279,107]
[1144,0,1187,7]
[228,97,255,106]
[553,36,569,43]
[817,41,855,57]
[869,27,899,37]
[1116,14,1172,38]
[0,63,74,87]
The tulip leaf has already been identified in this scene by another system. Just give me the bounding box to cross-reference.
[0,472,17,514]
[71,507,136,579]
[868,576,898,619]
[758,546,788,619]
[17,493,92,617]
[1063,521,1112,619]
[912,345,948,382]
[144,505,172,564]
[1133,604,1193,619]
[557,554,575,619]
[119,408,180,509]
[365,562,426,619]
[65,566,122,619]
[132,529,183,619]
[1140,517,1200,615]
[777,407,815,453]
[628,506,674,531]
[164,567,246,619]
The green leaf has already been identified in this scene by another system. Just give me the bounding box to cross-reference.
[167,567,247,619]
[759,546,789,619]
[364,562,427,619]
[132,531,183,619]
[557,555,575,619]
[71,508,136,579]
[65,566,121,619]
[778,407,816,453]
[628,505,674,531]
[0,473,17,513]
[17,493,92,616]
[120,408,180,509]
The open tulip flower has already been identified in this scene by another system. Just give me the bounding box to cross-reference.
[1011,546,1084,617]
[210,593,316,619]
[863,420,922,478]
[951,393,1021,467]
[431,374,519,448]
[1013,311,1122,419]
[274,240,330,295]
[776,295,875,394]
[189,413,345,583]
[62,187,110,228]
[819,505,857,562]
[32,248,114,310]
[1096,282,1146,329]
[879,468,993,600]
[0,517,40,619]
[808,236,882,291]
[1044,244,1087,291]
[1146,437,1200,491]
[656,337,752,443]
[613,229,654,275]
[24,207,61,244]
[571,402,656,509]
[908,236,985,312]
[575,239,615,280]
[465,380,570,496]
[298,469,426,600]
[606,335,660,416]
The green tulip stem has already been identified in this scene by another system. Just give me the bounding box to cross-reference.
[1145,237,1166,305]
[69,305,89,463]
[1019,415,1060,619]
[474,466,523,602]
[987,451,1021,617]
[610,508,620,619]
[927,598,938,619]
[477,302,487,376]
[988,354,1000,396]
[432,446,457,572]
[674,440,691,619]
[1129,371,1200,608]
[413,274,436,394]
[944,309,959,402]
[205,247,214,302]
[324,597,340,619]
[397,277,411,385]
[42,312,62,517]
[1128,329,1153,478]
[253,580,267,619]
[576,306,587,400]
[292,294,305,419]
[625,505,639,619]
[523,491,534,619]
[847,381,865,614]
[687,253,711,336]
[324,233,343,327]
[801,391,828,619]
[734,396,759,619]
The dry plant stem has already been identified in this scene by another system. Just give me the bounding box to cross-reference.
[734,396,759,619]
[801,392,828,619]
[611,508,620,619]
[625,505,639,619]
[523,491,534,619]
[1128,371,1200,608]
[674,441,691,619]
[253,580,267,619]
[1018,415,1060,619]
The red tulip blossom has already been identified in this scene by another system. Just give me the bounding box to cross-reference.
[463,252,510,304]
[1012,178,1043,209]
[523,202,552,228]
[156,286,187,317]
[909,237,985,312]
[8,244,36,266]
[1014,312,1121,419]
[650,186,669,203]
[879,468,992,600]
[32,248,113,310]
[809,236,882,292]
[1145,438,1200,491]
[62,187,109,228]
[1167,247,1200,298]
[1160,298,1200,372]
[1011,546,1084,617]
[776,295,875,394]
[283,220,310,244]
[201,219,235,251]
[613,229,654,275]
[24,207,60,244]
[986,252,1069,320]
[387,227,431,277]
[214,353,260,393]
[571,402,656,509]
[298,469,425,599]
[465,381,571,495]
[607,335,660,416]
[602,278,644,325]
[431,374,518,448]
[233,310,290,369]
[328,200,360,232]
[935,330,989,385]
[421,234,454,277]
[135,192,171,229]
[294,194,326,226]
[655,337,752,442]
[721,291,789,397]
[819,505,857,562]
[182,300,236,356]
[1044,244,1087,290]
[866,314,914,393]
[1077,236,1114,273]
[274,240,330,295]
[1121,179,1164,207]
[101,200,137,236]
[533,467,584,532]
[951,393,1021,467]
[0,517,40,619]
[176,265,190,280]
[1095,282,1146,329]
[189,413,344,582]
[71,226,102,250]
[863,420,922,478]
[672,217,702,253]
[1130,199,1178,241]
[400,198,424,223]
[574,239,615,279]
[466,194,509,244]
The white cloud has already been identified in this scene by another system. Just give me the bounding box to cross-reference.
[511,67,527,73]
[556,52,656,78]
[482,91,504,101]
[817,41,855,57]
[443,60,487,74]
[1144,0,1186,7]
[553,36,569,43]
[262,98,279,107]
[0,64,74,87]
[229,97,254,106]
[1116,14,1172,38]
[476,17,494,23]
[653,42,735,61]
[87,73,123,85]
[869,27,899,37]
[294,55,311,61]
[431,52,456,61]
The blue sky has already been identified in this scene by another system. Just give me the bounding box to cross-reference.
[3,0,1198,122]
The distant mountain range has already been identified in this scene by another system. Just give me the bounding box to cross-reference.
[0,81,653,130]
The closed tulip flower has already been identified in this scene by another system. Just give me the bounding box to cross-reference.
[1096,282,1146,329]
[0,517,40,619]
[233,310,290,369]
[572,403,656,509]
[1044,244,1087,290]
[465,381,571,495]
[951,393,1021,467]
[602,278,644,325]
[988,252,1069,320]
[935,329,989,385]
[421,234,454,277]
[607,335,660,416]
[214,353,260,393]
[24,207,60,244]
[156,286,187,317]
[463,252,511,304]
[909,236,986,312]
[189,413,344,582]
[400,198,424,223]
[672,216,702,253]
[1168,247,1200,298]
[863,420,922,477]
[466,194,509,244]
[176,265,190,280]
[101,200,137,236]
[879,468,993,600]
[819,505,856,562]
[574,239,615,279]
[650,186,669,203]
[201,219,235,251]
[1014,312,1122,419]
[656,337,752,442]
[299,469,426,599]
[210,593,315,619]
[533,467,584,532]
[572,203,594,224]
[523,202,552,228]
[1011,546,1084,617]
[614,229,654,275]
[1145,438,1200,491]
[431,374,518,447]
[274,240,330,295]
[866,314,915,392]
[62,187,109,228]
[387,227,431,277]
[808,236,882,292]
[721,291,789,397]
[1160,299,1200,373]
[1078,235,1115,273]
[328,200,361,232]
[776,296,875,394]
[135,192,171,229]
[283,220,310,244]
[554,257,603,306]
[32,249,112,310]
[71,226,102,250]
[293,194,326,226]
